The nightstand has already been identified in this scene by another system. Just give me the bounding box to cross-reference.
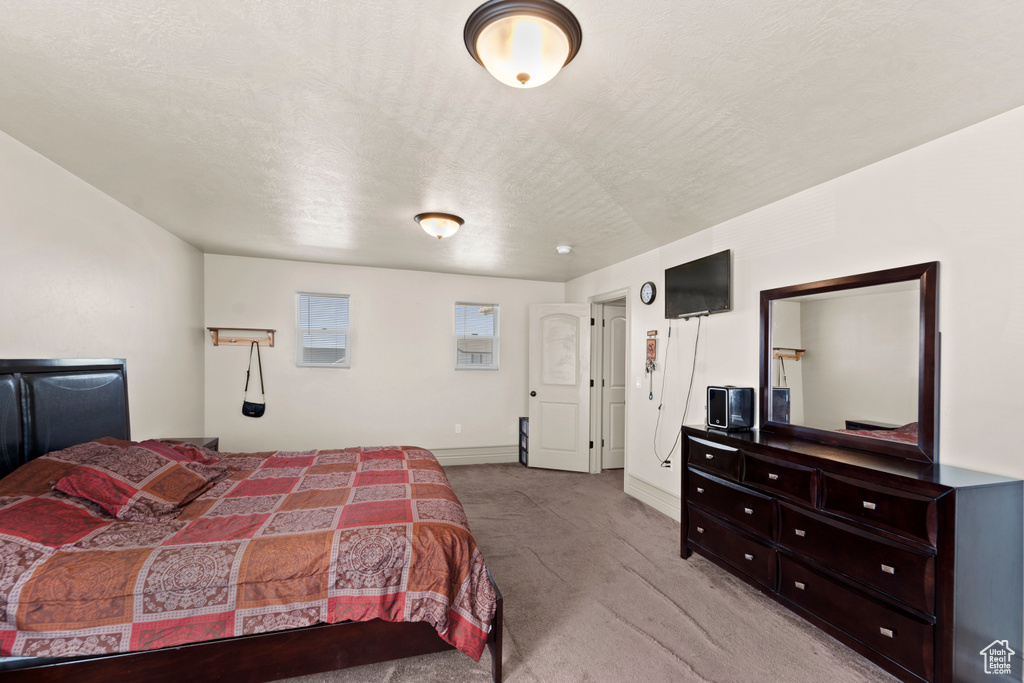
[163,437,219,451]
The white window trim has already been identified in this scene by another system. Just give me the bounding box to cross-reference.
[296,291,351,369]
[455,302,499,371]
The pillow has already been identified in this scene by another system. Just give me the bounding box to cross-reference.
[54,445,228,522]
[0,457,78,497]
[167,443,221,464]
[137,439,221,464]
[0,442,124,496]
[90,436,138,449]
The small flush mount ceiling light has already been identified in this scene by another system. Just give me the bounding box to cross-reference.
[555,245,572,255]
[414,212,465,239]
[465,0,582,89]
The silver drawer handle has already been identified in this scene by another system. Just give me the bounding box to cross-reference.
[881,564,895,574]
[863,501,877,510]
[696,526,705,534]
[795,529,806,537]
[880,627,894,638]
[744,507,754,515]
[768,473,779,480]
[705,454,714,460]
[696,487,705,494]
[743,553,754,561]
[794,581,806,590]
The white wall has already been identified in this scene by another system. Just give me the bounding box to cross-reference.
[567,104,1024,512]
[204,254,563,453]
[0,130,205,438]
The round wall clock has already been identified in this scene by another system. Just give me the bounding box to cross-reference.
[640,281,657,305]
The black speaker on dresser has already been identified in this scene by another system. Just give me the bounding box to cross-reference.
[771,387,791,424]
[706,386,754,431]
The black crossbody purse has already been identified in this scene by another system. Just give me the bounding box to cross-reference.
[242,340,266,418]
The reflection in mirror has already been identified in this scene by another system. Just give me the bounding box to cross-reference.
[769,281,919,443]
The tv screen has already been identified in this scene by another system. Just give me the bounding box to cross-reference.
[664,249,732,319]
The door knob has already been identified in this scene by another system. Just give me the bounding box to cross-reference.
[530,391,536,397]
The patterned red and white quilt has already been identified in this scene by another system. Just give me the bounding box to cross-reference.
[0,443,497,661]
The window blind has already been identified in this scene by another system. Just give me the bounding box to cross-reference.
[456,303,498,369]
[297,293,350,367]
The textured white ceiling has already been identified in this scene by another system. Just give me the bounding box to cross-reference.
[2,1,1023,281]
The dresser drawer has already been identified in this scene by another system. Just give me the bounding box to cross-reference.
[779,503,935,615]
[688,506,776,590]
[742,452,817,505]
[779,555,934,681]
[821,474,938,547]
[687,437,741,481]
[689,468,775,540]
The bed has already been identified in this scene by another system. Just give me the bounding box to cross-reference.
[0,358,503,683]
[836,421,918,444]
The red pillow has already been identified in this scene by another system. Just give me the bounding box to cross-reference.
[54,445,227,522]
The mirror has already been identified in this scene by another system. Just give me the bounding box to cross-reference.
[759,262,939,462]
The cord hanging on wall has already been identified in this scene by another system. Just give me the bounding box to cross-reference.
[653,317,702,468]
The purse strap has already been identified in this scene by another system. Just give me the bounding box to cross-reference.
[244,341,265,398]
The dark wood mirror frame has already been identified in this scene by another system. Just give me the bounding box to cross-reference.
[758,261,939,462]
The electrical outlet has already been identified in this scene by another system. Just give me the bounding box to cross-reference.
[455,424,461,434]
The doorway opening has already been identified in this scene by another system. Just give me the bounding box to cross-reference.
[589,291,628,476]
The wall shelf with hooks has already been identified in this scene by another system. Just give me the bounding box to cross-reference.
[772,347,805,361]
[208,328,275,347]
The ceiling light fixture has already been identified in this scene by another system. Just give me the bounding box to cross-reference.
[414,212,464,239]
[464,0,582,89]
[556,245,572,254]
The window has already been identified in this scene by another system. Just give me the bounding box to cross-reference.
[455,303,499,370]
[296,292,350,368]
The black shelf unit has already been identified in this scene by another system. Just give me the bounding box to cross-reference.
[518,417,528,466]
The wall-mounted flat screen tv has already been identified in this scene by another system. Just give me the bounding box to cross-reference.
[664,249,732,319]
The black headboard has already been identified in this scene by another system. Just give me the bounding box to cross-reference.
[0,359,130,478]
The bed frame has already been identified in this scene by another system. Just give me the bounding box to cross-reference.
[0,359,503,683]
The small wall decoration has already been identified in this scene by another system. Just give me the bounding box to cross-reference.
[645,331,658,400]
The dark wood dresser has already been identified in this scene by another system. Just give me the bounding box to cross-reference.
[681,426,1023,682]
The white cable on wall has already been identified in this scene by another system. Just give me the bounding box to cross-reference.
[653,315,702,467]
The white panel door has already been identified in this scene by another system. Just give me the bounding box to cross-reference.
[528,304,591,472]
[602,304,626,469]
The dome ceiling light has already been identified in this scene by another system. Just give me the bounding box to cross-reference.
[414,212,465,239]
[464,0,582,89]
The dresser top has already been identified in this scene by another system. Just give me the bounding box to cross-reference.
[683,426,1020,489]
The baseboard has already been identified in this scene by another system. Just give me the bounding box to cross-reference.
[625,474,681,522]
[430,445,519,466]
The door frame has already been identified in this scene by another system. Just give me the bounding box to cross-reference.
[588,288,630,476]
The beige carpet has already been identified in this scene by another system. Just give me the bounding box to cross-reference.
[284,464,897,683]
